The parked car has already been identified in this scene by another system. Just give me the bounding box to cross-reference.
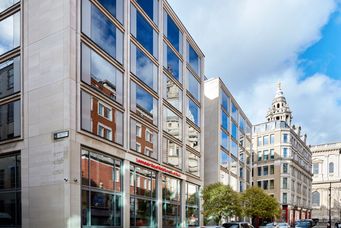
[277,223,290,228]
[295,220,314,228]
[222,222,254,228]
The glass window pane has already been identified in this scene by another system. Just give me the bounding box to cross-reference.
[130,118,158,160]
[187,42,200,75]
[162,175,181,201]
[187,125,200,152]
[221,111,229,131]
[81,44,123,104]
[130,198,157,227]
[164,42,182,82]
[88,152,115,190]
[0,12,20,56]
[163,74,182,111]
[187,99,200,126]
[81,90,123,144]
[90,191,122,226]
[220,151,230,168]
[0,100,21,141]
[163,106,182,140]
[231,102,238,122]
[136,0,158,25]
[231,140,238,157]
[187,152,199,176]
[187,69,200,101]
[130,42,158,91]
[231,122,238,140]
[82,0,123,63]
[0,0,19,13]
[220,90,229,112]
[164,11,182,54]
[131,4,158,58]
[0,192,20,226]
[0,56,20,99]
[130,81,158,126]
[221,131,229,150]
[163,137,182,169]
[98,0,123,24]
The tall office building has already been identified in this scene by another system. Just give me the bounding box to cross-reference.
[0,0,205,227]
[204,78,252,192]
[311,142,341,220]
[252,84,312,224]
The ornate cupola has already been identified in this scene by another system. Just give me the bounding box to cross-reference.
[266,82,293,125]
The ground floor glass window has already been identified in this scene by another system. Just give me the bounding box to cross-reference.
[81,148,122,227]
[185,183,199,227]
[162,175,181,228]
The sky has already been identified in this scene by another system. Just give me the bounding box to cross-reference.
[168,0,341,145]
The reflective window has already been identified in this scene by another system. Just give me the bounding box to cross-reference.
[270,134,275,144]
[187,69,200,101]
[0,100,21,141]
[163,137,182,168]
[186,183,200,227]
[186,42,200,75]
[131,4,158,58]
[220,151,230,167]
[221,111,229,131]
[231,102,238,122]
[270,165,274,174]
[263,135,269,145]
[283,163,288,174]
[0,56,20,99]
[81,90,123,144]
[136,0,158,25]
[130,81,158,126]
[239,116,245,133]
[130,119,158,160]
[270,149,275,160]
[187,99,200,126]
[163,74,182,111]
[81,149,122,226]
[313,163,319,174]
[130,42,158,91]
[163,106,182,140]
[162,175,181,227]
[164,42,182,82]
[98,0,123,24]
[0,153,21,226]
[221,90,229,112]
[187,125,200,152]
[0,12,20,56]
[231,122,237,140]
[231,140,238,157]
[257,137,262,146]
[82,0,123,63]
[329,162,334,173]
[0,0,19,13]
[221,131,229,150]
[263,150,269,161]
[312,191,320,206]
[230,159,238,176]
[130,165,157,227]
[263,166,268,176]
[164,11,182,53]
[283,133,288,143]
[81,44,123,104]
[257,151,262,161]
[187,152,199,176]
[283,148,288,158]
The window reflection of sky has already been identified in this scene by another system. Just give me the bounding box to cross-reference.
[167,15,180,52]
[98,0,123,24]
[133,44,156,90]
[187,70,200,100]
[165,44,181,82]
[136,0,155,22]
[188,44,200,75]
[91,5,120,61]
[136,84,154,114]
[136,11,154,56]
[0,12,20,56]
[187,99,200,126]
[0,0,19,13]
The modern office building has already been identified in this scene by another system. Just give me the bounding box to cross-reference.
[0,0,205,227]
[311,142,341,220]
[252,84,312,225]
[204,78,252,192]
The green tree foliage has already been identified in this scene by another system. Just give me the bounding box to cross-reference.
[202,183,242,224]
[241,187,281,219]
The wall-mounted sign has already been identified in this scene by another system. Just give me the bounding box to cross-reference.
[53,130,69,140]
[136,158,181,177]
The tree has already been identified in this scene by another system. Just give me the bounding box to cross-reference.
[202,183,242,224]
[241,187,281,220]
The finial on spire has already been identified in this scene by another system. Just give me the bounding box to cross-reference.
[275,81,283,98]
[277,81,281,90]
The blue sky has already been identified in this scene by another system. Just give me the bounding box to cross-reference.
[299,7,341,80]
[169,0,341,145]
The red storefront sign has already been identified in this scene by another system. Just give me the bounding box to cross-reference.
[136,158,181,177]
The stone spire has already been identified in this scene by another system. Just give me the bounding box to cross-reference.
[266,82,293,125]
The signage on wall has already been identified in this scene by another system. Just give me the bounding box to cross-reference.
[136,158,181,177]
[53,130,69,140]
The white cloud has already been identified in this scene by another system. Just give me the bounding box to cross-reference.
[168,0,340,144]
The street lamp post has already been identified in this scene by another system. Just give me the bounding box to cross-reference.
[329,182,332,228]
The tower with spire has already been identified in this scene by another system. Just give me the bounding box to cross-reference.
[266,82,293,125]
